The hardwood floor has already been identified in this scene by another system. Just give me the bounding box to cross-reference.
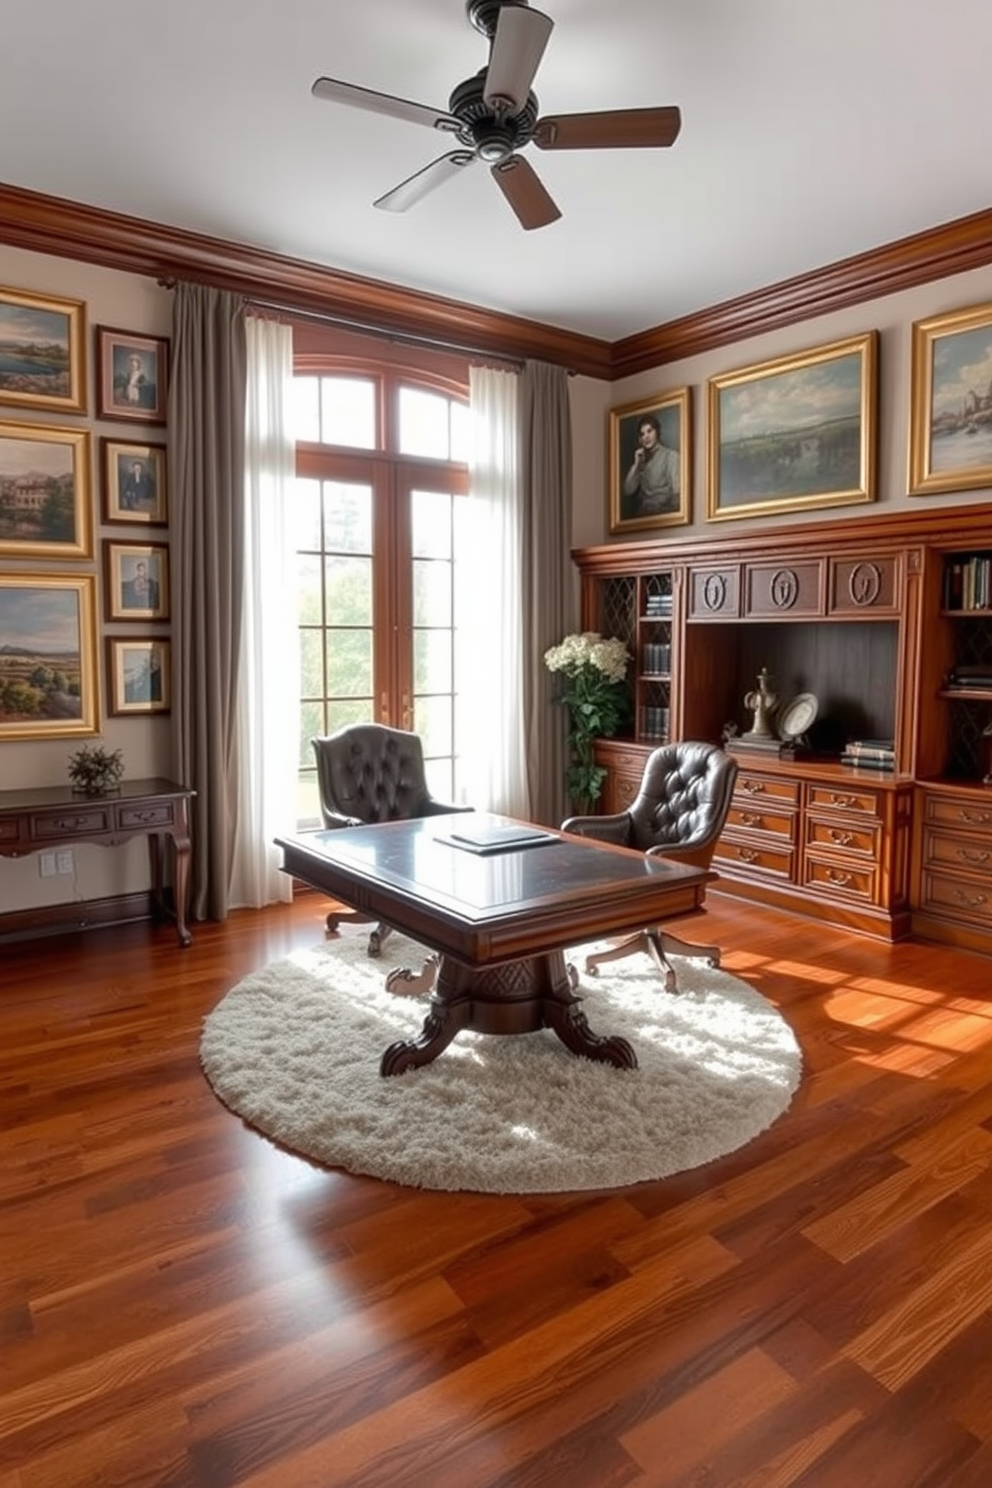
[2,893,991,1488]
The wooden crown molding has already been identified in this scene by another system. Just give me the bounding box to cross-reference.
[610,206,992,378]
[2,182,991,382]
[0,183,612,379]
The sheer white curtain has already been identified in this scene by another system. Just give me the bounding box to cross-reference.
[455,365,530,816]
[229,316,298,906]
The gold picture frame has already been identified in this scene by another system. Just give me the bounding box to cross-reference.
[103,540,170,621]
[0,573,100,740]
[101,438,168,525]
[909,300,992,496]
[608,387,691,534]
[707,332,878,521]
[0,285,87,414]
[0,420,93,559]
[107,637,171,715]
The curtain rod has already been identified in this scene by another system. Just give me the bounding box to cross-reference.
[247,297,525,370]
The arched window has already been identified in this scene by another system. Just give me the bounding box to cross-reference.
[290,339,471,824]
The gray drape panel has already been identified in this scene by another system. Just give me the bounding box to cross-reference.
[168,284,247,920]
[520,360,572,826]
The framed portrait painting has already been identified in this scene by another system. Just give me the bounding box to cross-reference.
[0,574,100,740]
[608,387,691,535]
[103,541,170,621]
[101,438,168,525]
[706,332,878,521]
[107,637,171,715]
[0,285,87,414]
[0,421,93,559]
[909,301,992,495]
[96,326,169,424]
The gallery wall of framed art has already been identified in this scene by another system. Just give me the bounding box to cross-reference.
[1,279,172,746]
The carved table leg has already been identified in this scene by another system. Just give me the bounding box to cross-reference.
[379,948,638,1075]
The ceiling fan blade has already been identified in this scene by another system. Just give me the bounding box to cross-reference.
[484,5,554,112]
[534,106,682,150]
[312,76,459,134]
[374,151,476,213]
[490,155,561,230]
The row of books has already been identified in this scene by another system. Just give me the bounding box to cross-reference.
[840,738,895,771]
[945,664,992,692]
[943,553,992,611]
[641,642,672,673]
[644,594,673,616]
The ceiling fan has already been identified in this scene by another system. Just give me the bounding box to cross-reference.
[312,0,682,231]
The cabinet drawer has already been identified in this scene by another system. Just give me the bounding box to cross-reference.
[923,795,992,835]
[923,829,992,883]
[0,816,23,845]
[806,814,881,859]
[612,773,641,812]
[30,807,112,840]
[920,870,992,930]
[687,566,740,619]
[744,561,825,618]
[117,802,177,830]
[807,783,881,818]
[726,804,795,840]
[803,855,875,902]
[715,836,794,879]
[735,773,800,806]
[828,555,900,615]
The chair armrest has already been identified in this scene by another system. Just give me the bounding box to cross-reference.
[646,841,714,871]
[560,813,631,846]
[421,801,475,817]
[321,810,365,830]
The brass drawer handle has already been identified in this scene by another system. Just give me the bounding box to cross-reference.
[959,809,992,826]
[957,848,991,865]
[739,848,759,863]
[954,889,988,909]
[741,780,766,796]
[828,793,858,809]
[826,869,853,887]
[739,811,762,827]
[829,829,854,846]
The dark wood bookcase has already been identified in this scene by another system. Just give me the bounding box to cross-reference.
[574,501,992,950]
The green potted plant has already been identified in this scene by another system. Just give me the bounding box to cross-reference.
[67,744,125,797]
[544,631,631,813]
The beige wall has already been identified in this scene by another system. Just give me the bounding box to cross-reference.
[570,262,992,553]
[1,244,173,912]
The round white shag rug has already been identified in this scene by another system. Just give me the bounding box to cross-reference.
[200,931,802,1194]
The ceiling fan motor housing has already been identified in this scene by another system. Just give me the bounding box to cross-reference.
[467,0,530,41]
[448,70,538,161]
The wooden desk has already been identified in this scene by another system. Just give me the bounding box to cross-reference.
[0,777,194,946]
[276,813,714,1075]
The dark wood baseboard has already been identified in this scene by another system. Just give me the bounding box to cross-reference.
[0,892,156,945]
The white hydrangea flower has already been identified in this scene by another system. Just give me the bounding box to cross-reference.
[543,631,629,681]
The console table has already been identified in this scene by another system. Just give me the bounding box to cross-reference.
[0,778,194,946]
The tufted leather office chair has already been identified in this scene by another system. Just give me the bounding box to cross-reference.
[561,740,738,991]
[312,724,473,955]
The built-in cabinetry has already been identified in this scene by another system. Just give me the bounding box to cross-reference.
[576,502,992,949]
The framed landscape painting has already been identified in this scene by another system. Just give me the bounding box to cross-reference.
[0,421,93,559]
[107,637,171,715]
[0,574,99,740]
[706,332,878,521]
[101,438,168,525]
[96,326,169,424]
[909,300,992,495]
[0,286,87,414]
[608,387,691,535]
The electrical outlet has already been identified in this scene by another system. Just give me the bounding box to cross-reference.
[39,851,57,878]
[55,849,74,875]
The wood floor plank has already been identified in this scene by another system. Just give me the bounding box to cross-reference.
[2,895,991,1487]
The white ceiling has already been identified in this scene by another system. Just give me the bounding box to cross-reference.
[4,0,992,342]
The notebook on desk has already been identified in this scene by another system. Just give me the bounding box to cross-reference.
[436,825,560,855]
